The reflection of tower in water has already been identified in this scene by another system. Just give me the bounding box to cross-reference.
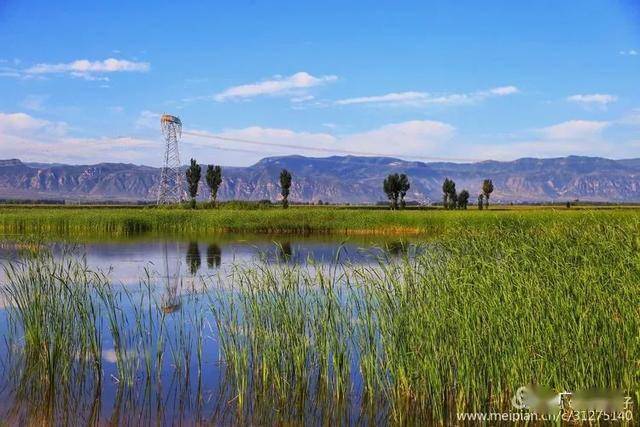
[161,241,182,314]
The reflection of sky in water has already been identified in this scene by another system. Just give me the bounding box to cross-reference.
[0,238,423,309]
[25,239,419,286]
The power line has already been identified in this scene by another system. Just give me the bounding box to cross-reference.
[182,130,482,163]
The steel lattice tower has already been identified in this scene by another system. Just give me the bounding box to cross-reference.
[157,114,184,204]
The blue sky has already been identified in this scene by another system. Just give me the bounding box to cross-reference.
[0,0,638,166]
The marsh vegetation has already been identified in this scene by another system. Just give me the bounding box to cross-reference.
[2,205,639,237]
[0,209,638,423]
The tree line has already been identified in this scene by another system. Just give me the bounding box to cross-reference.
[185,159,293,209]
[441,177,493,209]
[382,173,494,210]
[185,158,495,210]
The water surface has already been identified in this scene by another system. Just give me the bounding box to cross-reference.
[0,234,421,425]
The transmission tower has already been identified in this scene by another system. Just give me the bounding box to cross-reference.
[157,114,185,204]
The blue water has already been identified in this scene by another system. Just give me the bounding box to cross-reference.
[0,235,418,424]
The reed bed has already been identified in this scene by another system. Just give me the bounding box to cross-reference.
[2,205,639,238]
[0,210,638,424]
[0,254,210,425]
[209,213,640,423]
[1,252,104,424]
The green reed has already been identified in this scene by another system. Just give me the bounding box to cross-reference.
[3,205,639,239]
[1,252,104,424]
[209,213,640,423]
[0,209,638,423]
[1,253,209,424]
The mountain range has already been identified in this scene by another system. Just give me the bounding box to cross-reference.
[1,155,640,203]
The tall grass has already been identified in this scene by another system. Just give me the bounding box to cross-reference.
[209,214,640,423]
[0,211,638,423]
[2,206,639,238]
[0,253,209,424]
[1,252,104,424]
[208,255,353,423]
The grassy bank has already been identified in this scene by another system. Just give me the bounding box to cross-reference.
[1,205,640,238]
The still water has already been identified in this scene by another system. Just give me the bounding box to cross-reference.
[0,235,421,425]
[1,235,414,282]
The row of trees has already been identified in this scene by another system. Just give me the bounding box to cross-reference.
[186,159,223,208]
[442,178,494,210]
[381,172,495,210]
[185,159,293,209]
[187,159,496,210]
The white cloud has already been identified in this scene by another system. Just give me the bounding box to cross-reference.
[462,139,626,160]
[335,92,428,106]
[188,118,634,163]
[5,110,636,167]
[475,113,640,160]
[0,64,22,78]
[566,93,617,107]
[0,112,67,135]
[434,117,635,161]
[487,86,519,96]
[335,86,518,106]
[0,111,154,164]
[184,120,455,165]
[70,72,110,82]
[290,95,315,103]
[26,58,150,74]
[439,117,635,161]
[0,112,48,132]
[342,121,455,155]
[539,120,609,140]
[21,94,49,111]
[214,72,337,101]
[23,58,149,80]
[219,126,336,146]
[2,133,156,164]
[185,127,336,159]
[619,49,638,56]
[0,58,23,78]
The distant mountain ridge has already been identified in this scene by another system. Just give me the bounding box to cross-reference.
[1,155,640,203]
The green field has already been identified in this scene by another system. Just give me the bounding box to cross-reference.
[2,205,640,238]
